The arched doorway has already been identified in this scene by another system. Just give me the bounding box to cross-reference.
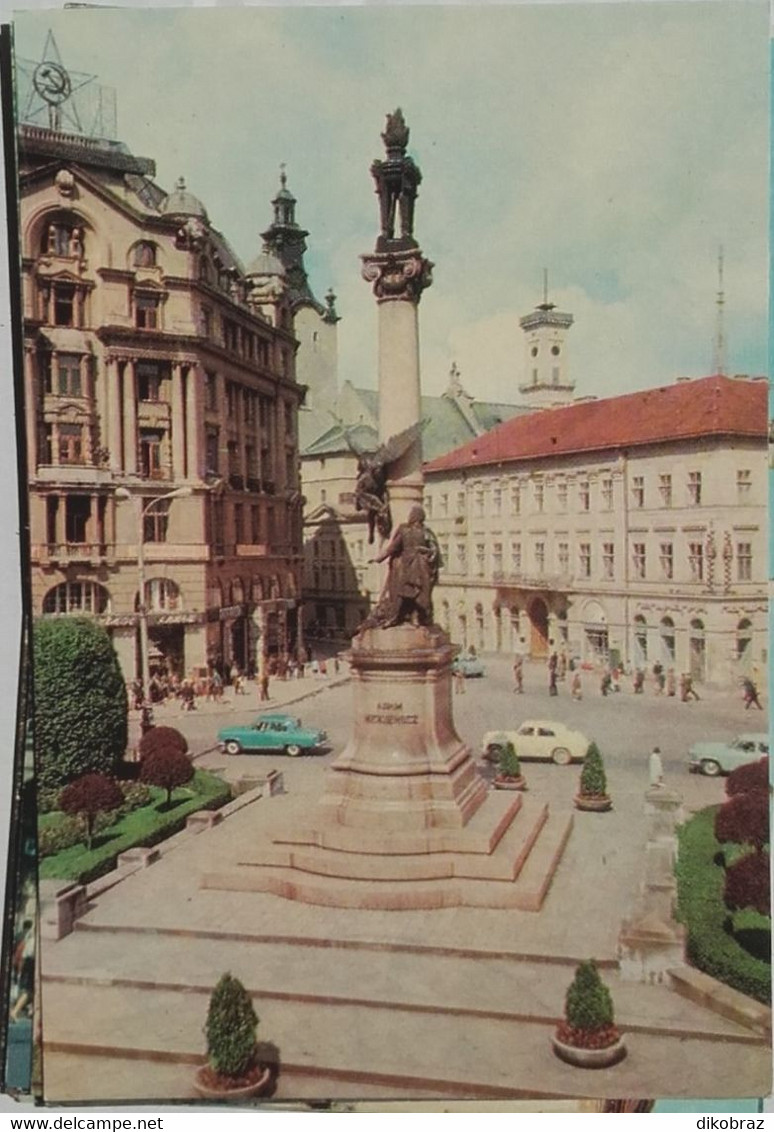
[633,615,648,668]
[660,617,676,666]
[528,597,549,658]
[736,619,752,674]
[689,618,706,682]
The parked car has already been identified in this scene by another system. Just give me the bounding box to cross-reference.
[482,720,590,765]
[688,733,769,777]
[218,712,328,757]
[452,654,486,678]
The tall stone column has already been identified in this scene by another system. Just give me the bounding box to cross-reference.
[106,356,122,471]
[171,363,186,479]
[361,109,432,528]
[186,365,204,481]
[23,345,37,479]
[123,359,137,475]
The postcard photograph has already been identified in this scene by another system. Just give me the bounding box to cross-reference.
[5,0,771,1107]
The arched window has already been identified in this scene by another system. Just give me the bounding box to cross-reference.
[736,618,752,664]
[41,214,84,258]
[659,616,676,663]
[136,578,181,612]
[634,615,648,664]
[43,581,109,615]
[132,242,157,268]
[207,581,223,609]
[231,578,245,605]
[252,577,265,603]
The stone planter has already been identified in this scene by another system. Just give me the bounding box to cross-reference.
[194,1063,272,1102]
[574,793,612,812]
[493,775,527,791]
[551,1033,627,1068]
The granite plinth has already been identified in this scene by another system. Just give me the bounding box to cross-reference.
[203,624,572,910]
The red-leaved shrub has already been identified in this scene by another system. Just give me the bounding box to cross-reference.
[714,791,769,852]
[140,747,194,805]
[726,758,769,799]
[59,773,124,850]
[138,726,188,761]
[724,851,771,916]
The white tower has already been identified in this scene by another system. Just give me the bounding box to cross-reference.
[518,271,575,408]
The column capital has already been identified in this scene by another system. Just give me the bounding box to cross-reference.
[361,249,433,304]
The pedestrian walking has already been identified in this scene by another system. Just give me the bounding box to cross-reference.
[633,668,645,694]
[666,668,676,697]
[259,672,270,701]
[648,746,664,788]
[680,673,700,702]
[548,650,558,696]
[571,671,582,701]
[652,661,664,695]
[513,655,524,694]
[600,669,612,697]
[742,678,764,710]
[558,649,568,681]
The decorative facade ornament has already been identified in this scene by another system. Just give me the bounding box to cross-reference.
[54,168,75,197]
[361,250,433,303]
[722,531,733,591]
[705,526,716,590]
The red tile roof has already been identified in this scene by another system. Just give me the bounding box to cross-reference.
[424,375,768,474]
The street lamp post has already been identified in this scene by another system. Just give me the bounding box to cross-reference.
[115,486,192,705]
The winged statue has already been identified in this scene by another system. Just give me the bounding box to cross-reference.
[338,419,426,544]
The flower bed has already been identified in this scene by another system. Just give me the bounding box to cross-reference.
[39,769,231,885]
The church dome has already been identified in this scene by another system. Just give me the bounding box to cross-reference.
[160,176,208,221]
[246,248,286,277]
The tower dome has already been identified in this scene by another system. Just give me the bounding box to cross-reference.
[160,176,208,221]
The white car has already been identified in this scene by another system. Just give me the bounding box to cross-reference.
[482,720,591,765]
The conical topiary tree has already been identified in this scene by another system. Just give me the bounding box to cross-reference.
[205,973,259,1081]
[579,742,608,799]
[498,741,521,780]
[558,959,620,1050]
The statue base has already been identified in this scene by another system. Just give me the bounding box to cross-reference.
[203,625,573,910]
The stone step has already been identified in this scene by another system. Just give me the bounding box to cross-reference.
[38,980,772,1105]
[202,809,573,911]
[241,796,552,884]
[668,966,772,1038]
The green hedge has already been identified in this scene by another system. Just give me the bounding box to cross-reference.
[676,806,771,1005]
[39,770,231,886]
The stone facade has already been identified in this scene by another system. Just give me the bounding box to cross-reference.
[19,123,305,681]
[424,375,768,688]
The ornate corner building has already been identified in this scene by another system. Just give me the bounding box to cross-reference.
[17,46,307,681]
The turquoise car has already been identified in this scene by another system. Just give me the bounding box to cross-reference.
[218,712,328,757]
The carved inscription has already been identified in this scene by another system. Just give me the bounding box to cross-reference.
[365,701,419,725]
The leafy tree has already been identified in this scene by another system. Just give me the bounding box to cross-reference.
[579,742,607,798]
[34,617,128,790]
[138,726,188,761]
[205,973,258,1080]
[726,758,769,799]
[59,773,123,851]
[564,959,615,1033]
[715,791,769,852]
[140,746,194,806]
[498,741,521,779]
[724,851,771,917]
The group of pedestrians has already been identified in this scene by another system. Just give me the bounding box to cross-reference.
[508,651,764,710]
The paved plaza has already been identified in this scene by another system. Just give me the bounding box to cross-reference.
[40,657,771,1104]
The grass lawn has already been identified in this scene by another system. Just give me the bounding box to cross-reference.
[676,805,770,1005]
[39,769,231,885]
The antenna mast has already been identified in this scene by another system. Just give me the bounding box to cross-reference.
[713,246,726,377]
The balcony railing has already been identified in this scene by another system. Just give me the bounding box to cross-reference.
[492,570,574,589]
[36,542,109,563]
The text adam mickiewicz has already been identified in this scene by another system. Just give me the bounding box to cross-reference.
[364,701,419,725]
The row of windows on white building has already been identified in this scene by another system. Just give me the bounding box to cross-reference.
[40,574,288,616]
[424,468,752,518]
[436,536,754,583]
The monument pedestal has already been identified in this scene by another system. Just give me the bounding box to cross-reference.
[203,625,573,910]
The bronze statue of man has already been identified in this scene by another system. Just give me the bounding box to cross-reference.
[360,505,441,630]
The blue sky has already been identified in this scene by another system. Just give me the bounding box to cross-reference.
[12,1,770,404]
